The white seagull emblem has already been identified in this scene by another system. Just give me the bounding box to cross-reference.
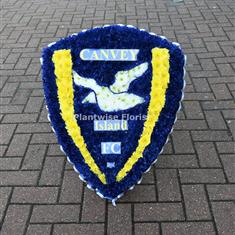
[73,62,148,112]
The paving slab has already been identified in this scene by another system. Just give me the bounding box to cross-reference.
[0,0,234,234]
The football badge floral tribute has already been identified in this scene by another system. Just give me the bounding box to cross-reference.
[41,25,186,204]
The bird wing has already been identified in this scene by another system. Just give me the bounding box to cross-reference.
[73,70,102,93]
[110,62,148,93]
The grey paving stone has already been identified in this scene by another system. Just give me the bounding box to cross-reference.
[156,154,199,168]
[179,169,226,183]
[30,205,80,223]
[6,133,31,156]
[199,59,216,71]
[38,107,49,122]
[15,58,31,69]
[26,224,52,235]
[141,168,155,184]
[156,169,181,202]
[221,45,235,56]
[183,101,204,119]
[24,97,44,113]
[220,154,235,182]
[0,171,39,186]
[161,141,173,154]
[31,89,44,96]
[176,109,185,120]
[11,187,58,203]
[174,120,207,130]
[182,185,211,220]
[1,0,234,234]
[16,123,51,133]
[216,142,235,154]
[222,110,235,119]
[64,161,73,170]
[198,24,210,33]
[2,113,38,123]
[162,222,216,235]
[191,130,232,141]
[211,84,232,100]
[107,203,132,235]
[0,105,24,114]
[0,82,18,97]
[31,133,57,144]
[227,120,235,140]
[53,224,104,235]
[212,202,235,235]
[191,38,203,47]
[81,187,105,222]
[0,124,16,144]
[5,53,21,64]
[39,157,64,185]
[205,111,227,129]
[207,184,235,201]
[172,131,195,153]
[195,142,221,167]
[19,82,42,89]
[119,185,156,202]
[0,77,8,90]
[27,38,40,48]
[135,223,160,235]
[184,84,194,93]
[1,97,12,105]
[202,100,235,110]
[134,203,184,221]
[184,92,214,101]
[0,187,12,223]
[59,170,83,203]
[26,63,41,75]
[1,205,30,235]
[0,157,21,170]
[205,41,220,52]
[21,144,46,169]
[217,63,234,76]
[47,144,64,156]
[193,78,211,92]
[11,89,32,105]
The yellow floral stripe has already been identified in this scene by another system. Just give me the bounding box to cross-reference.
[52,49,106,184]
[116,48,170,182]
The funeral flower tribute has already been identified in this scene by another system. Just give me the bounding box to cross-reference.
[41,25,186,203]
